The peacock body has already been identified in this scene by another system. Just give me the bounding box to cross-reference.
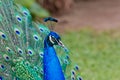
[0,0,81,80]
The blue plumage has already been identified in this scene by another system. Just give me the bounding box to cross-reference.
[0,0,82,80]
[44,47,65,80]
[44,31,65,80]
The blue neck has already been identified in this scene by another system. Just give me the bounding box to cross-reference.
[43,39,65,80]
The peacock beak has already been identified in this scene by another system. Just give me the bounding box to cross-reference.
[58,40,65,48]
[57,40,69,52]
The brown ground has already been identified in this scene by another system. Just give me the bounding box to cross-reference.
[54,0,120,33]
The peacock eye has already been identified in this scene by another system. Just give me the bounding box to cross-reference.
[27,49,34,56]
[0,76,3,80]
[49,35,56,44]
[71,75,75,80]
[40,69,43,74]
[28,50,32,54]
[33,35,39,41]
[40,28,44,32]
[64,59,69,64]
[71,70,76,76]
[0,64,5,70]
[77,76,82,80]
[39,52,43,58]
[0,32,6,39]
[25,61,30,66]
[16,15,22,22]
[74,65,79,71]
[14,28,21,36]
[1,34,6,39]
[34,66,38,71]
[3,54,10,61]
[6,47,11,52]
[51,36,56,42]
[23,11,28,15]
[18,48,23,54]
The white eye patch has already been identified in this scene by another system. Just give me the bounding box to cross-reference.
[49,35,55,44]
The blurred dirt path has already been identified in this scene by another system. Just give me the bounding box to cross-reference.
[54,0,120,33]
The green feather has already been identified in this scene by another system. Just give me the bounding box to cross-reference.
[0,0,82,80]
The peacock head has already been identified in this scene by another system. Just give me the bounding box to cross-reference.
[44,17,66,49]
[45,31,65,48]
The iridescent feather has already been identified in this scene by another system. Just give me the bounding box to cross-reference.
[0,0,82,80]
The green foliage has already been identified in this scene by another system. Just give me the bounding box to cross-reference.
[62,28,120,80]
[15,0,50,18]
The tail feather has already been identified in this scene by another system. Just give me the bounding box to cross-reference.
[0,0,49,79]
[0,0,82,80]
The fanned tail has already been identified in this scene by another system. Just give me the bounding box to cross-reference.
[0,0,82,80]
[0,0,50,79]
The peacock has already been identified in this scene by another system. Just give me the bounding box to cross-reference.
[0,0,82,80]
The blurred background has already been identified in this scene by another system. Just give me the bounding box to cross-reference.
[15,0,120,80]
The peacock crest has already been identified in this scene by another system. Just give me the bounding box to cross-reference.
[0,0,82,80]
